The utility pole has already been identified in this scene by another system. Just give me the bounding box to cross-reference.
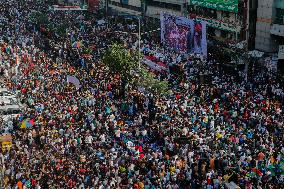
[0,136,4,189]
[105,0,109,28]
[245,0,249,82]
[138,17,141,69]
[105,0,108,16]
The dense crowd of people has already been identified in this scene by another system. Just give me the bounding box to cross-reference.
[0,1,283,189]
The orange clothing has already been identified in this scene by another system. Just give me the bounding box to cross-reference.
[210,158,215,170]
[17,181,23,189]
[258,152,265,161]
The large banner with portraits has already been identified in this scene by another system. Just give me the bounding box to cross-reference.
[160,13,207,57]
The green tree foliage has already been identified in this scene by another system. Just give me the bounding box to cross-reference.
[102,43,168,95]
[102,43,138,82]
[138,67,168,95]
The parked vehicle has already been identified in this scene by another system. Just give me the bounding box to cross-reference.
[0,88,17,98]
[0,104,22,122]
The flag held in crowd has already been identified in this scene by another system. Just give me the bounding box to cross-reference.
[67,75,81,89]
[72,41,82,49]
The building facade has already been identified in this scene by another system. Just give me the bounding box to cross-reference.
[103,0,257,64]
[104,0,257,47]
[255,0,284,55]
[105,0,187,17]
[187,0,257,49]
[57,0,85,5]
[52,0,98,11]
[144,0,186,18]
[107,0,143,16]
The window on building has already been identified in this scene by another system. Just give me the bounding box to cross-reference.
[221,30,227,38]
[207,27,215,38]
[146,1,181,11]
[109,0,142,12]
[191,6,217,19]
[275,8,284,25]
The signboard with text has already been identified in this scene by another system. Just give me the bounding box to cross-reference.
[191,0,239,13]
[195,16,241,33]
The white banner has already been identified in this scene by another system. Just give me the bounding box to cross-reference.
[50,5,87,11]
[142,58,167,72]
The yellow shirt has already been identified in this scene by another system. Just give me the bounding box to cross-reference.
[169,166,176,175]
[223,174,230,182]
[217,133,223,139]
[138,181,144,189]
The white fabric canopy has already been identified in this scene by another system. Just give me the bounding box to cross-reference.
[142,59,167,72]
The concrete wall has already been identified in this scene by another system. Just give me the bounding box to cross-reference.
[128,0,141,7]
[108,0,141,7]
[109,4,141,15]
[153,0,184,5]
[110,0,141,7]
[108,0,142,16]
[146,6,182,18]
[255,0,278,52]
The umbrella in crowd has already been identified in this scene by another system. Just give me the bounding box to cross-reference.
[72,41,82,49]
[19,119,35,129]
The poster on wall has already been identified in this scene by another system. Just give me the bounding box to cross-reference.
[191,0,239,13]
[160,13,207,57]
